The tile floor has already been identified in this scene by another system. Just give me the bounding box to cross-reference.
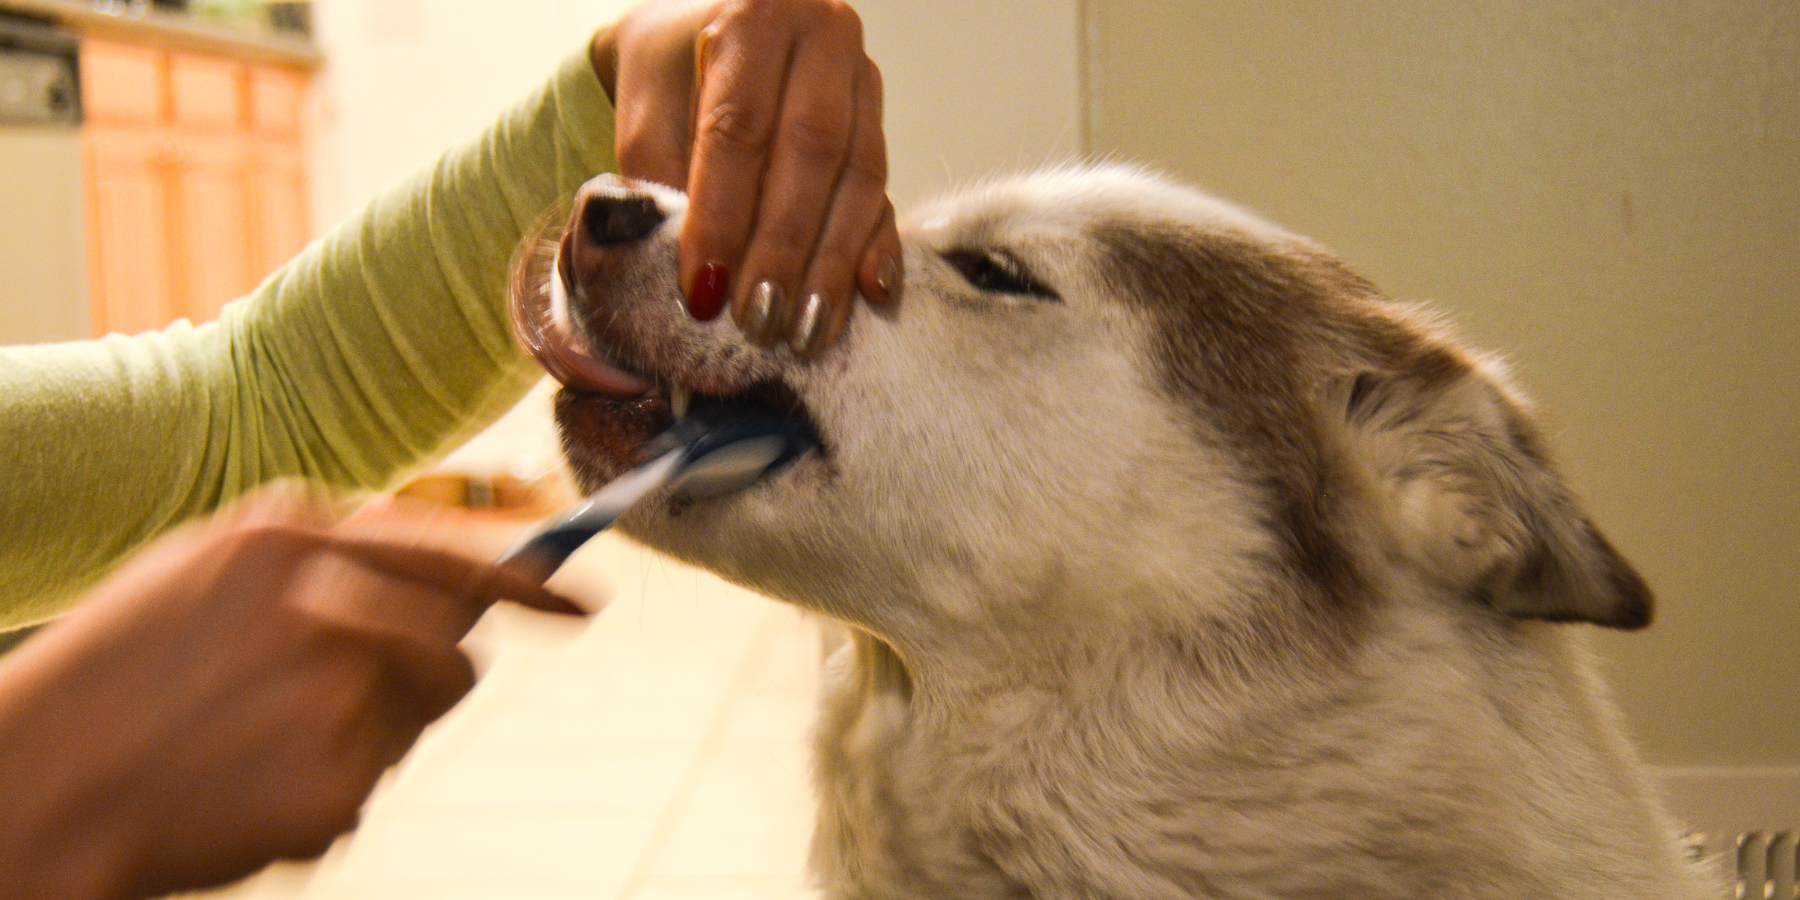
[188,518,823,900]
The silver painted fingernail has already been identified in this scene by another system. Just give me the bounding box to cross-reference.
[789,292,827,357]
[744,279,781,344]
[875,254,903,300]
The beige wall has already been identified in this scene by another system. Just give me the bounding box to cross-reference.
[1086,1,1800,767]
[307,0,635,228]
[854,0,1083,204]
[306,0,1082,227]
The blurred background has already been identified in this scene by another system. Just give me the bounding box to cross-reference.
[0,0,1794,896]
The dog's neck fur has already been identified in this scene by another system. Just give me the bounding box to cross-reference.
[807,576,1704,900]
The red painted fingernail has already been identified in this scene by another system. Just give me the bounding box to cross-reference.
[688,263,728,321]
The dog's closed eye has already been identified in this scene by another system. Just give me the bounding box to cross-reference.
[941,247,1059,301]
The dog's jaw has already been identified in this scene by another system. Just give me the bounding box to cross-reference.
[515,177,826,498]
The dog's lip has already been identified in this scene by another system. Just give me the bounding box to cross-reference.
[542,316,658,397]
[509,233,657,398]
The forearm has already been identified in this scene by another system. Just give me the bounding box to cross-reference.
[224,47,615,488]
[0,48,616,627]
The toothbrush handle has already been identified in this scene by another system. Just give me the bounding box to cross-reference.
[496,517,610,584]
[496,449,683,582]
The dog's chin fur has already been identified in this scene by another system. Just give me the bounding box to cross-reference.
[550,166,1716,899]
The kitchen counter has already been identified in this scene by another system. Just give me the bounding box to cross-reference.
[0,0,319,69]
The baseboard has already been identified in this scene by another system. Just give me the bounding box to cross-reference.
[1656,765,1800,846]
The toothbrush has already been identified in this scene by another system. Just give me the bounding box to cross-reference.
[497,410,815,582]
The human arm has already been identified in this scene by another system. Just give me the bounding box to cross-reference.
[0,50,616,627]
[0,0,899,626]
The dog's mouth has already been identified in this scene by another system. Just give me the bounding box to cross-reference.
[509,214,824,490]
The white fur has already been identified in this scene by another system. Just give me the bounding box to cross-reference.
[557,166,1718,899]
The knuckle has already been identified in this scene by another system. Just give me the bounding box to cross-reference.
[732,0,859,38]
[805,243,860,287]
[782,109,852,163]
[303,650,384,733]
[696,16,729,51]
[748,245,808,285]
[864,59,884,102]
[733,0,790,21]
[718,0,783,36]
[306,772,374,836]
[823,2,863,42]
[697,100,774,157]
[840,140,888,187]
[280,815,355,863]
[753,217,821,272]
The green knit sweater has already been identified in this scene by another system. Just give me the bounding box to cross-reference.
[0,49,617,628]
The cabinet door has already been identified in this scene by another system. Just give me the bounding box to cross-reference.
[81,42,315,334]
[80,40,164,127]
[169,54,244,131]
[170,137,256,323]
[83,130,175,336]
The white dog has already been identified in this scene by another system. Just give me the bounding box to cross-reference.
[516,166,1717,899]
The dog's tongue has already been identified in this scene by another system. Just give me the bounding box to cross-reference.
[511,235,655,398]
[536,315,655,397]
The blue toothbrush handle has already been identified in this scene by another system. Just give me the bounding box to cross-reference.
[498,511,618,580]
[496,408,816,583]
[496,449,682,581]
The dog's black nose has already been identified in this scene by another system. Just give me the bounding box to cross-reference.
[578,187,666,247]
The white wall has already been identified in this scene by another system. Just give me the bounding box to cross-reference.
[0,130,89,345]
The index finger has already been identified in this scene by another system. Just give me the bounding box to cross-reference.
[330,508,589,618]
[678,8,798,307]
[333,535,585,615]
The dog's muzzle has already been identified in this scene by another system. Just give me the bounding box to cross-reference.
[510,176,675,397]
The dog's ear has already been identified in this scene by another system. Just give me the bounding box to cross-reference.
[1333,358,1652,629]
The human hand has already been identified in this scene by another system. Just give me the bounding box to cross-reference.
[0,487,585,900]
[593,0,901,358]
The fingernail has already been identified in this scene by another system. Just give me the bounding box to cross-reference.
[741,280,782,344]
[789,292,828,357]
[688,263,728,321]
[875,253,903,302]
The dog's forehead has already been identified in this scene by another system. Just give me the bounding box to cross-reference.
[904,165,1299,249]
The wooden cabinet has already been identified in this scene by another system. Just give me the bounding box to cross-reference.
[79,37,314,335]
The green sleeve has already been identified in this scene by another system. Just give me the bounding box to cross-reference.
[0,48,617,628]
